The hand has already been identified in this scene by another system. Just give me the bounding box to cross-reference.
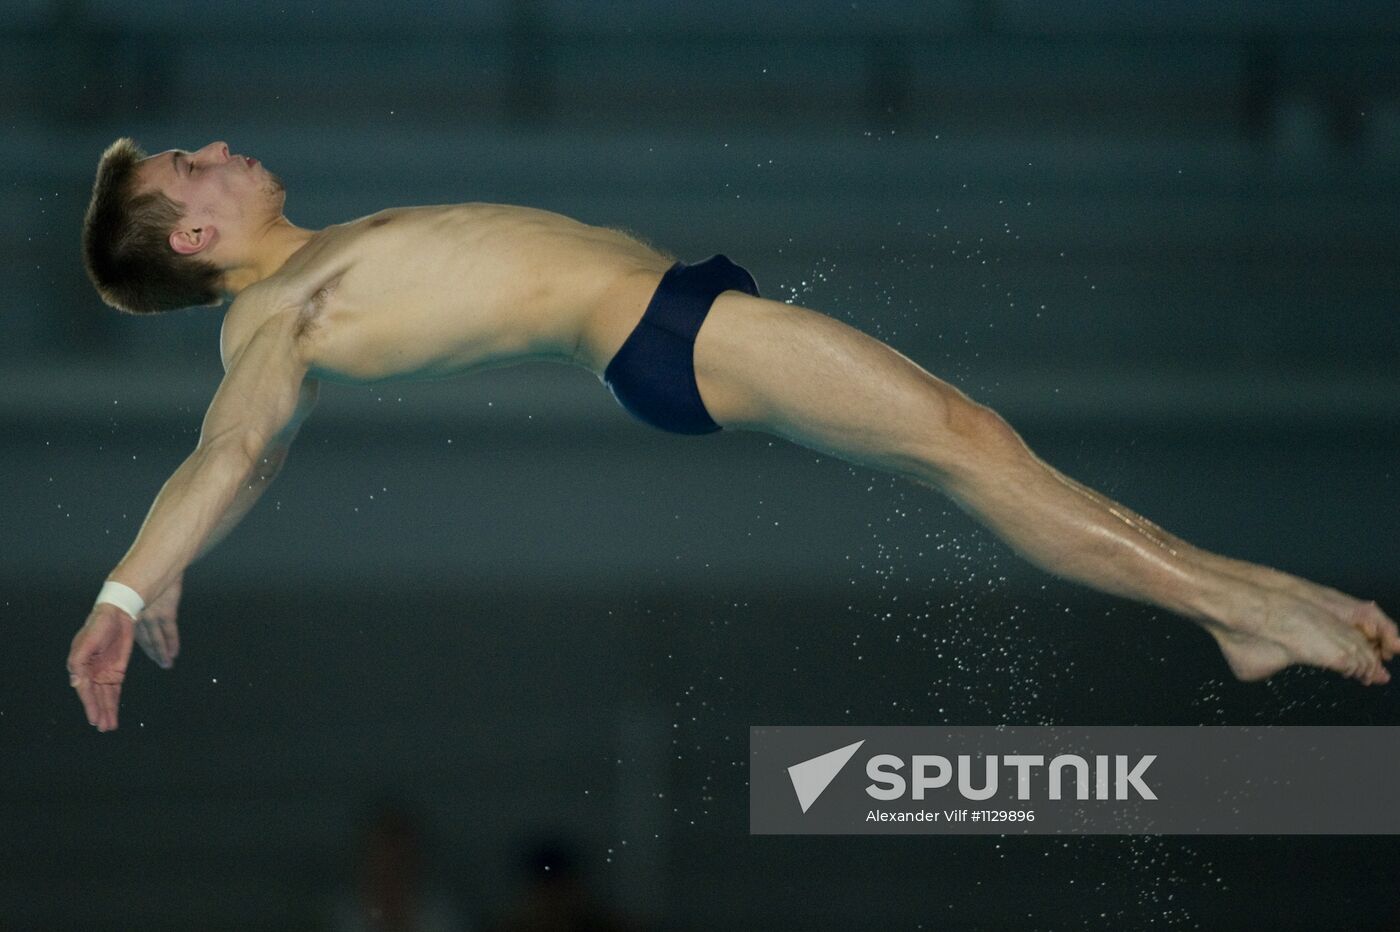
[135,574,183,669]
[67,602,136,732]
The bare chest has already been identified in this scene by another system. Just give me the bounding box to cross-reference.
[277,205,671,383]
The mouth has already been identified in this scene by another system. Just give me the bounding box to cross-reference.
[243,156,258,168]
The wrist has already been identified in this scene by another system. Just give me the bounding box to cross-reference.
[94,579,145,622]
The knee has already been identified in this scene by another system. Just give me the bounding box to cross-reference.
[912,396,1023,483]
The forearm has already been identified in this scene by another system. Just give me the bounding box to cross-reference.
[108,437,258,603]
[936,413,1238,623]
[192,450,284,562]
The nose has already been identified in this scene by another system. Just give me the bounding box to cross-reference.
[199,141,230,161]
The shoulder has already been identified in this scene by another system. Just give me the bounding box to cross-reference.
[218,286,268,370]
[218,282,307,371]
[216,225,354,368]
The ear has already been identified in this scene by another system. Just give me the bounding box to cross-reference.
[169,224,218,257]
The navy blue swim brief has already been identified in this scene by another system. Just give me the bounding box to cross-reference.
[602,253,760,435]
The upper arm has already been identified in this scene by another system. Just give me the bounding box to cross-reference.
[199,309,315,458]
[269,376,319,448]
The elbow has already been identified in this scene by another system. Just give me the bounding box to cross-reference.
[196,430,265,480]
[251,443,289,481]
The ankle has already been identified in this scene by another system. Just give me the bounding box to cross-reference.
[1182,573,1270,633]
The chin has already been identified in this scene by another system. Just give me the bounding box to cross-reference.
[263,180,288,213]
[260,169,286,199]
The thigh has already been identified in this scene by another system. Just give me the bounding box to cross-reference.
[693,291,983,476]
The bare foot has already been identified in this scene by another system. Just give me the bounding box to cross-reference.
[1203,590,1397,685]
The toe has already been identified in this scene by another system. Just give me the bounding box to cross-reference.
[1359,601,1400,652]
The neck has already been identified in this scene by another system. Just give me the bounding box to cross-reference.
[218,216,318,299]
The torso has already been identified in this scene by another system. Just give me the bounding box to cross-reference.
[226,203,676,383]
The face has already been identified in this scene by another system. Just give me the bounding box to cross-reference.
[135,140,286,261]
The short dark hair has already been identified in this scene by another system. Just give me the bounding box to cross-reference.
[81,137,223,314]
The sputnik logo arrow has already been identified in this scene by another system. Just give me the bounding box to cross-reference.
[787,739,865,813]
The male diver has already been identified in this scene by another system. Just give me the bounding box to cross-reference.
[68,139,1397,731]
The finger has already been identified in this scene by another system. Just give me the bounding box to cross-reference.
[163,617,180,662]
[155,615,177,660]
[94,684,114,731]
[86,680,105,730]
[134,621,159,666]
[97,684,121,731]
[66,640,90,679]
[145,619,170,668]
[72,677,98,727]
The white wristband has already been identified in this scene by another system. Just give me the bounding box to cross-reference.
[95,580,145,621]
